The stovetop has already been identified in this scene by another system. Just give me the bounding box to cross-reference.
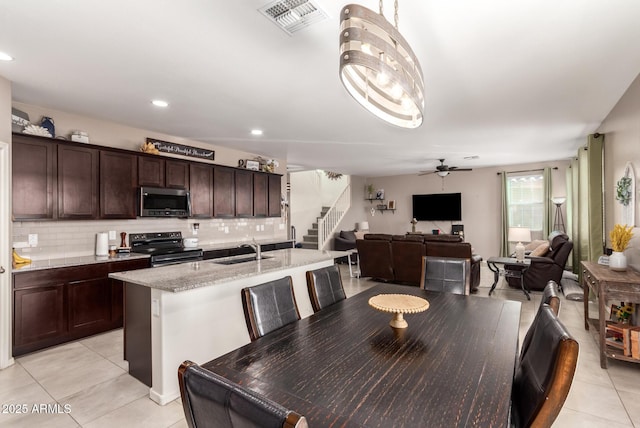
[130,231,198,255]
[129,231,203,266]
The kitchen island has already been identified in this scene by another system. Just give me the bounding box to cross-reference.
[109,248,341,405]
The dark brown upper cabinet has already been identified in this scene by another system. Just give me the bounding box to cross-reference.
[57,144,99,219]
[235,170,253,217]
[253,172,268,217]
[165,160,190,189]
[12,135,57,220]
[11,133,282,222]
[190,163,213,218]
[138,156,165,187]
[268,174,282,217]
[100,151,138,219]
[138,157,189,190]
[213,166,235,218]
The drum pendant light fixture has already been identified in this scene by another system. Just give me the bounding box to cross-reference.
[339,1,424,128]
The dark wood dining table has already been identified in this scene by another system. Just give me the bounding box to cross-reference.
[203,283,521,427]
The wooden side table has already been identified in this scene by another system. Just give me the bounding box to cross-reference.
[582,261,640,368]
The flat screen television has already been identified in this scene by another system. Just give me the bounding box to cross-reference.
[412,193,462,221]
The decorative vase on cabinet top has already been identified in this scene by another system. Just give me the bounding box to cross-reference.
[609,251,627,271]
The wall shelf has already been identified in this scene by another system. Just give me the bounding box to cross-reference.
[376,208,396,214]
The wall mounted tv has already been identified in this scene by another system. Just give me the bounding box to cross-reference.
[412,193,462,221]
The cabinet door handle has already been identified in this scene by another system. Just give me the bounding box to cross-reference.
[0,266,5,274]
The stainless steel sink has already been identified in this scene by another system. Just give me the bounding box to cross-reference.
[213,255,273,265]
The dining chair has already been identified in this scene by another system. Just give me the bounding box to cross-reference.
[520,281,562,358]
[178,360,308,428]
[241,276,301,341]
[306,264,346,312]
[541,280,561,315]
[511,304,579,428]
[419,256,470,295]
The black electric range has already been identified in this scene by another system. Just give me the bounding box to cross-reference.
[129,231,203,267]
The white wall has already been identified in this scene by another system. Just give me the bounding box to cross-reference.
[13,102,266,170]
[598,72,640,270]
[357,161,569,260]
[0,74,14,368]
[289,170,350,244]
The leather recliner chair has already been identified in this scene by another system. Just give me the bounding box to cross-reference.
[505,233,573,291]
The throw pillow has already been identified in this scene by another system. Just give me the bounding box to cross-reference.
[340,230,356,242]
[530,242,550,257]
[524,239,547,252]
[354,231,366,240]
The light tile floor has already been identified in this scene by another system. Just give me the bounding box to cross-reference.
[1,264,638,427]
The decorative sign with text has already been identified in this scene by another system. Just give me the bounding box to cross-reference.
[146,138,214,161]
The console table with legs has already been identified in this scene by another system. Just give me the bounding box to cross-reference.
[582,261,640,368]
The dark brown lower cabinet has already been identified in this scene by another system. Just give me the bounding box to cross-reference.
[68,277,111,332]
[13,284,66,350]
[12,258,149,356]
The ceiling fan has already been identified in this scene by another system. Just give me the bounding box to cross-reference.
[419,159,473,177]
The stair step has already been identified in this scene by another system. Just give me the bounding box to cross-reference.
[303,235,318,243]
[307,229,318,235]
[312,222,318,229]
[299,242,318,249]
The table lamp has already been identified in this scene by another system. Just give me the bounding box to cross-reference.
[508,227,531,263]
[358,221,370,231]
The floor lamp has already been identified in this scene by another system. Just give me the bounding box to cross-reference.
[552,197,566,233]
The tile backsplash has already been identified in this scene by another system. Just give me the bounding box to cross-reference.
[13,217,288,260]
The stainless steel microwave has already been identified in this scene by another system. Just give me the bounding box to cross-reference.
[138,187,191,217]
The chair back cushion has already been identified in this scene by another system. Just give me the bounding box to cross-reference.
[550,239,573,267]
[364,233,392,241]
[242,277,301,341]
[178,361,307,428]
[356,239,394,281]
[425,241,473,259]
[306,264,346,312]
[520,282,561,358]
[512,305,578,428]
[420,256,470,295]
[339,230,356,242]
[391,240,426,285]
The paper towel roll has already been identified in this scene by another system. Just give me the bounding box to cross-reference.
[95,232,109,256]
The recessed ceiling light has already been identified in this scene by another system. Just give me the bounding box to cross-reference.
[0,52,14,61]
[251,129,263,136]
[151,100,169,107]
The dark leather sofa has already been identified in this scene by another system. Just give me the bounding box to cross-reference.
[356,233,482,291]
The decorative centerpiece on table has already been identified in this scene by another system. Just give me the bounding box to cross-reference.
[609,224,633,271]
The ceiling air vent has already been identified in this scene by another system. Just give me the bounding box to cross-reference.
[259,0,328,35]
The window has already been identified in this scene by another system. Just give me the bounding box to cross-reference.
[507,171,545,240]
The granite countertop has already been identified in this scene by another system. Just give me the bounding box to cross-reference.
[196,238,294,252]
[10,238,294,274]
[109,248,345,293]
[11,253,150,273]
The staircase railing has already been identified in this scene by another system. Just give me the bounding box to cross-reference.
[317,181,351,250]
